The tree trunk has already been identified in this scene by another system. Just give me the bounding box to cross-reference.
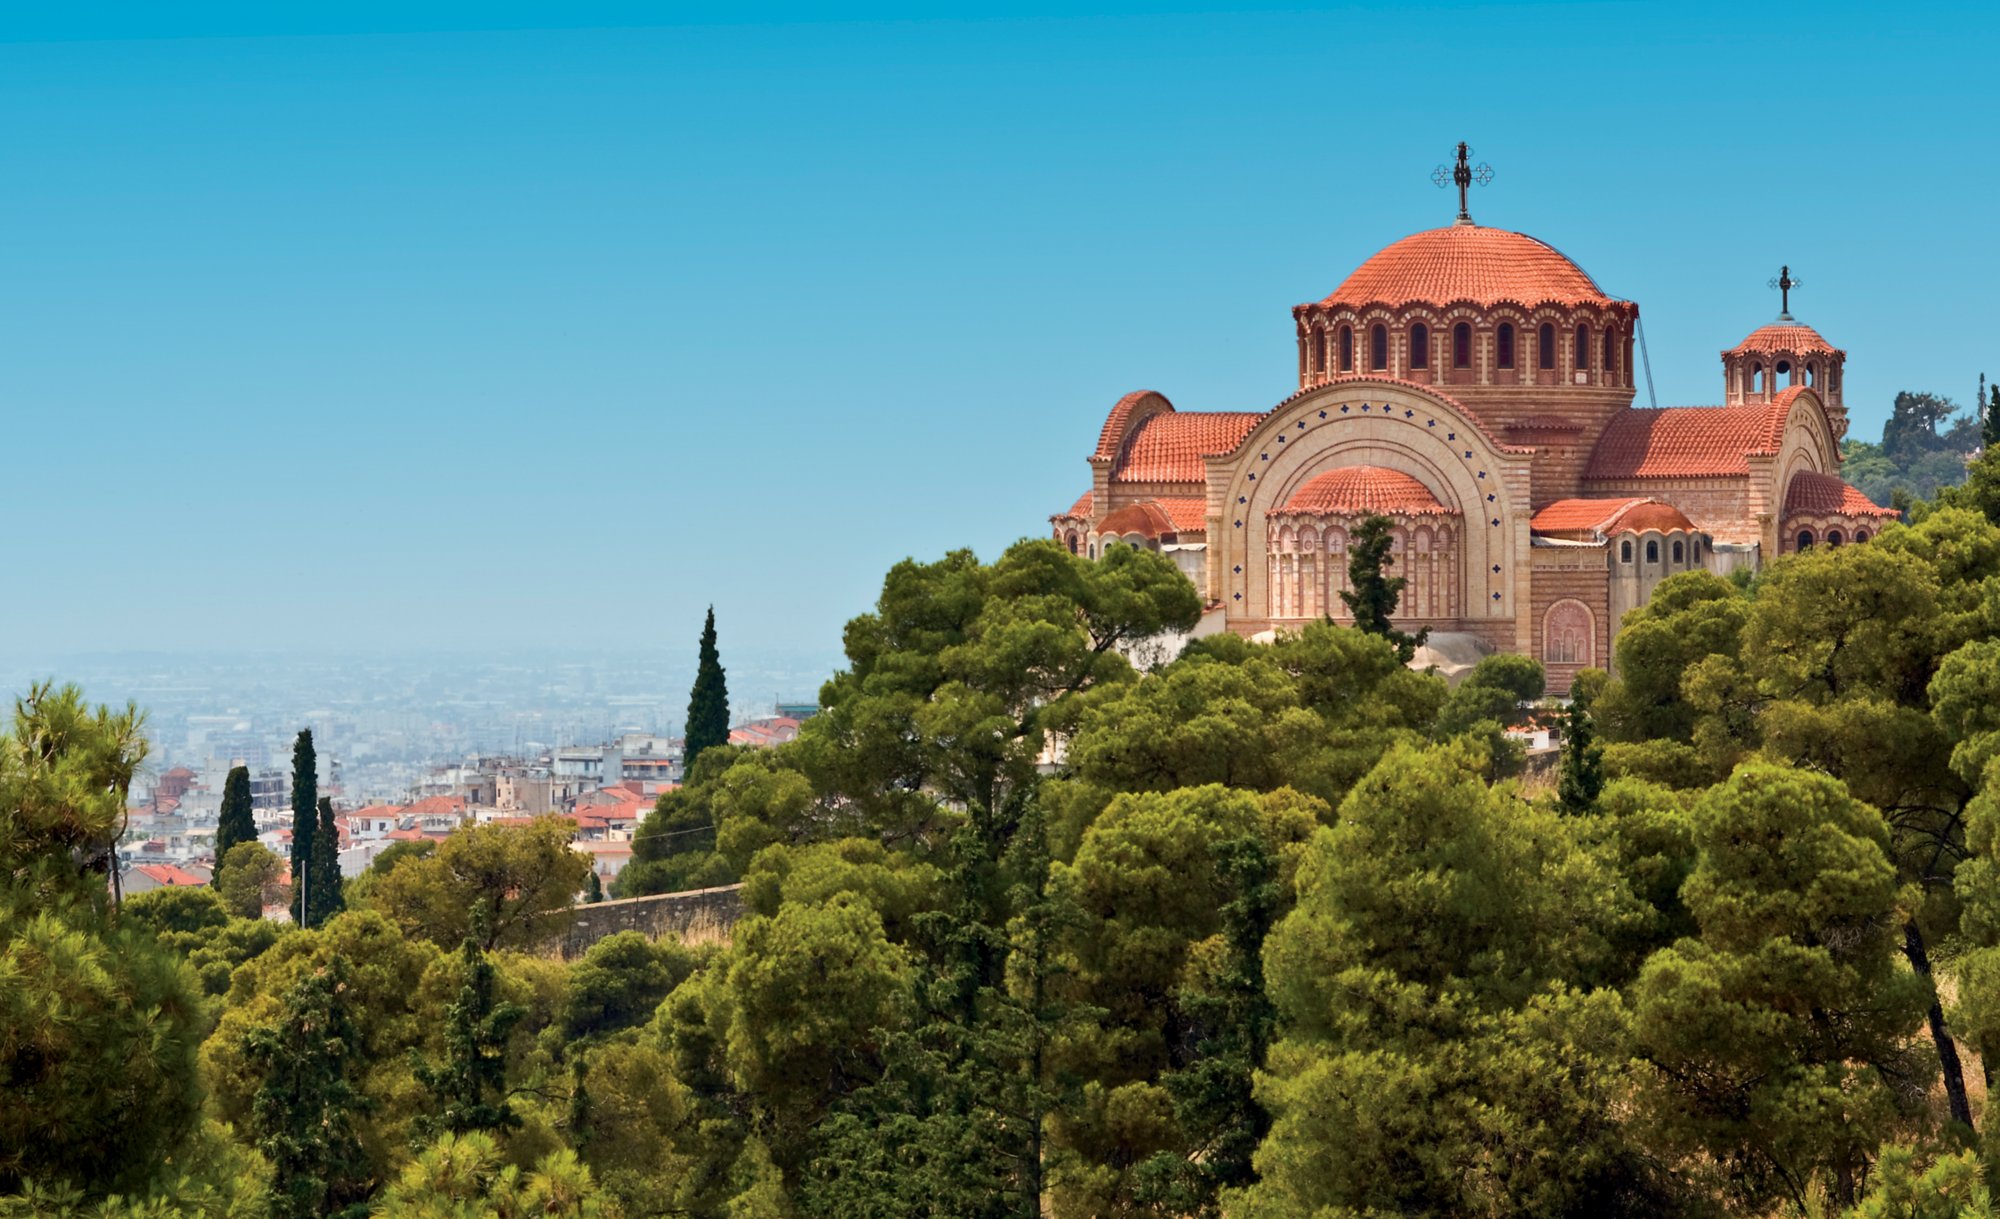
[1905,920,1974,1129]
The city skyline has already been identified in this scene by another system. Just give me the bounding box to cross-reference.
[5,1,1996,658]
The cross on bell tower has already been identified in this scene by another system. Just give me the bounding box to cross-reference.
[1769,265,1802,321]
[1432,142,1493,226]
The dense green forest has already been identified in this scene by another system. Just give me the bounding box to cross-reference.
[1843,386,1996,507]
[10,431,2000,1218]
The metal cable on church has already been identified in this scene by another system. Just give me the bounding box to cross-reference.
[1637,316,1659,408]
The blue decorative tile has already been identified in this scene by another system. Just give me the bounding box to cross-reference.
[1404,409,1415,418]
[1427,419,1437,427]
[1233,565,1242,574]
[1492,564,1502,574]
[1341,405,1350,414]
[1464,451,1473,459]
[1447,432,1456,440]
[1237,495,1246,504]
[1234,520,1243,528]
[1491,591,1502,601]
[1486,493,1495,502]
[1477,471,1486,479]
[1261,453,1269,461]
[1318,410,1327,418]
[1297,421,1306,429]
[1490,518,1501,527]
[1233,592,1242,601]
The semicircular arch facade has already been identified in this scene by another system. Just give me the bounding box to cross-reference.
[1207,381,1531,626]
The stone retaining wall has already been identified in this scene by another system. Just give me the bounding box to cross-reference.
[552,883,745,959]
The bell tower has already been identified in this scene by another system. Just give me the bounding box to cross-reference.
[1721,265,1847,440]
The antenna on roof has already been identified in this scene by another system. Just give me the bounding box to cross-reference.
[1768,265,1802,321]
[1431,141,1493,225]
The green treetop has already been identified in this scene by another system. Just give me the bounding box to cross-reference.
[212,764,254,888]
[307,795,343,928]
[286,729,316,926]
[685,606,731,776]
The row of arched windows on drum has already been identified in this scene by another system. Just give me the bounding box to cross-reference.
[1268,523,1459,620]
[1309,320,1625,380]
[1741,357,1839,396]
[1793,527,1870,553]
[1616,536,1700,565]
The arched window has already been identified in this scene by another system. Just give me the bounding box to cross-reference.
[1645,539,1659,563]
[1339,325,1354,371]
[1370,324,1388,371]
[1497,323,1516,368]
[1807,362,1818,388]
[1575,324,1590,370]
[1309,331,1324,375]
[1088,543,1096,558]
[1778,359,1793,386]
[1544,600,1594,666]
[1409,323,1430,369]
[1856,529,1870,543]
[1603,327,1617,374]
[1453,322,1472,368]
[1827,530,1844,547]
[1752,363,1765,394]
[1620,540,1633,564]
[1672,539,1684,563]
[1066,532,1079,555]
[1538,323,1556,370]
[1797,530,1814,551]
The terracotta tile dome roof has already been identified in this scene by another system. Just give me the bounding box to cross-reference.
[1314,225,1623,310]
[1727,322,1845,359]
[1092,497,1211,536]
[1276,466,1456,517]
[1784,471,1899,518]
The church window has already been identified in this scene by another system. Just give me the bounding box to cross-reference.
[1827,530,1844,547]
[1672,539,1684,563]
[1807,362,1818,387]
[1752,364,1764,394]
[1453,322,1472,368]
[1575,324,1590,370]
[1856,529,1870,543]
[1410,323,1430,369]
[1310,332,1324,375]
[1620,540,1633,563]
[1603,328,1617,373]
[1066,532,1079,555]
[1339,325,1354,371]
[1797,530,1814,551]
[1370,325,1388,371]
[1538,323,1556,370]
[1645,539,1659,563]
[1497,323,1516,368]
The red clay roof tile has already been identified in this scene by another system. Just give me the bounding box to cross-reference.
[1276,466,1455,516]
[1312,225,1625,311]
[1587,406,1771,478]
[1113,411,1263,483]
[1785,471,1900,518]
[1727,323,1845,359]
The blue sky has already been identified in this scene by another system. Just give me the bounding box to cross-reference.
[2,2,1995,661]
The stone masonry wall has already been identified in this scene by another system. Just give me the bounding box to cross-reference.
[551,884,745,959]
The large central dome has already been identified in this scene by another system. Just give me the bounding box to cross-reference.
[1317,224,1618,310]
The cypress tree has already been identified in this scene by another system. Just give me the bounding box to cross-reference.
[309,796,344,927]
[1558,698,1605,811]
[1340,514,1430,663]
[212,765,254,889]
[684,606,731,775]
[286,730,316,926]
[1986,382,2000,453]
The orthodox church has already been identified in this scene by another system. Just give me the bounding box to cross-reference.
[1050,146,1894,693]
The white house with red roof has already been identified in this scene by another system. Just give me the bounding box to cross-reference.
[1051,147,1891,693]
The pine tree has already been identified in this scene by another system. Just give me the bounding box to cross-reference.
[1340,514,1429,663]
[286,730,316,926]
[1558,698,1605,811]
[411,911,528,1144]
[308,796,344,927]
[212,765,254,890]
[245,956,371,1219]
[684,606,731,775]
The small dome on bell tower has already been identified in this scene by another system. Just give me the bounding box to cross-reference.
[1721,265,1847,440]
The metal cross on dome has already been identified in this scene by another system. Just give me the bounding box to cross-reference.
[1432,142,1493,224]
[1769,265,1803,320]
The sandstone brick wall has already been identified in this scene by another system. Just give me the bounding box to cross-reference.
[551,884,745,959]
[1530,555,1611,695]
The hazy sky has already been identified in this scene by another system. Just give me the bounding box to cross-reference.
[4,1,1996,660]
